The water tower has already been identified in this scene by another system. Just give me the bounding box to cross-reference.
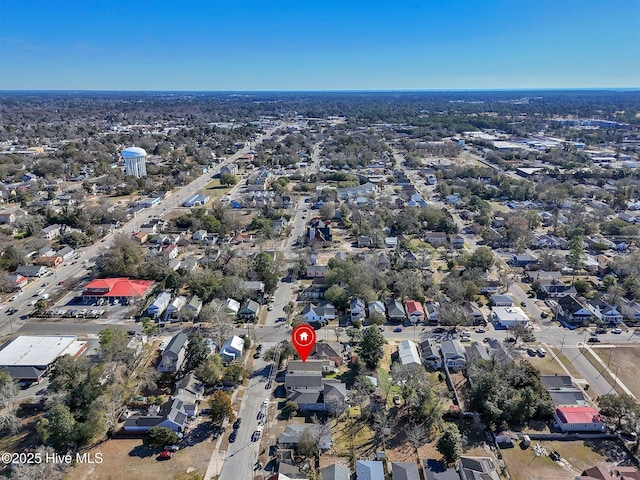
[122,146,147,178]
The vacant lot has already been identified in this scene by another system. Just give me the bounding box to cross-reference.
[603,345,640,399]
[72,436,213,480]
[501,439,628,480]
[202,178,232,199]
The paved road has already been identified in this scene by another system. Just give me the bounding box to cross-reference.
[214,144,322,480]
[563,346,613,395]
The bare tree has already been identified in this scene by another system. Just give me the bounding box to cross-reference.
[10,446,68,480]
[406,423,428,453]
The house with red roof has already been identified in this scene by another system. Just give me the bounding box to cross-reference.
[553,406,605,432]
[405,300,425,324]
[82,278,155,301]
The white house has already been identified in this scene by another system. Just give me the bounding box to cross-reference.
[553,406,605,432]
[405,300,425,324]
[224,298,240,315]
[192,230,208,241]
[220,335,244,362]
[41,224,62,240]
[425,301,440,323]
[302,303,337,323]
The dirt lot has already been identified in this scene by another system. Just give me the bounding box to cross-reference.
[71,435,213,480]
[601,345,640,399]
[501,439,630,480]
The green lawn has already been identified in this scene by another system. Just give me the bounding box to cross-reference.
[202,178,233,198]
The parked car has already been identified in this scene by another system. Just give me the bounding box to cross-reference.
[476,328,486,333]
[393,327,403,333]
[520,301,527,307]
[164,445,180,452]
[229,430,237,443]
[612,328,622,334]
[233,418,242,429]
[595,328,607,334]
[158,450,173,460]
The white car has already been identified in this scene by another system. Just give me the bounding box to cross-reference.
[612,328,622,334]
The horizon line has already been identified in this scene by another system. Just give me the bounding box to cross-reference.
[1,87,640,94]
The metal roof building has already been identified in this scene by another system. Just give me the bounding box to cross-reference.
[0,335,87,382]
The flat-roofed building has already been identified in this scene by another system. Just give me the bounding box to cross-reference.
[0,335,87,382]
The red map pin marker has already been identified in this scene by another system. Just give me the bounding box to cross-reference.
[292,324,316,362]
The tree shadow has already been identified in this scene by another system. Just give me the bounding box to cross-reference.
[129,444,157,458]
[584,440,632,464]
[181,422,211,447]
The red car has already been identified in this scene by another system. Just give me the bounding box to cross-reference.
[158,450,173,460]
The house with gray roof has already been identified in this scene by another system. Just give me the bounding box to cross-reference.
[465,342,491,363]
[356,460,385,480]
[440,339,466,372]
[459,456,499,480]
[386,299,407,323]
[368,300,386,322]
[419,340,442,369]
[350,297,366,324]
[157,333,188,373]
[391,462,421,480]
[319,463,350,480]
[238,300,260,320]
[424,460,458,480]
[15,265,48,277]
[278,424,332,451]
[490,294,513,307]
[185,295,202,316]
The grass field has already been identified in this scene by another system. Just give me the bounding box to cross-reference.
[201,178,232,199]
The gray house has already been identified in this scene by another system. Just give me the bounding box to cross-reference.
[391,462,421,480]
[238,300,260,320]
[157,333,188,373]
[386,299,407,323]
[356,460,385,480]
[320,464,350,480]
[440,339,466,372]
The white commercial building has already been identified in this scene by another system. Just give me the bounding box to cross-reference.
[492,306,530,328]
[122,146,147,178]
[0,335,87,382]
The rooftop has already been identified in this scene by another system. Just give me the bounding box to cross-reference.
[0,335,85,367]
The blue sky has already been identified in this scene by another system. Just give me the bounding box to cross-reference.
[1,0,639,90]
